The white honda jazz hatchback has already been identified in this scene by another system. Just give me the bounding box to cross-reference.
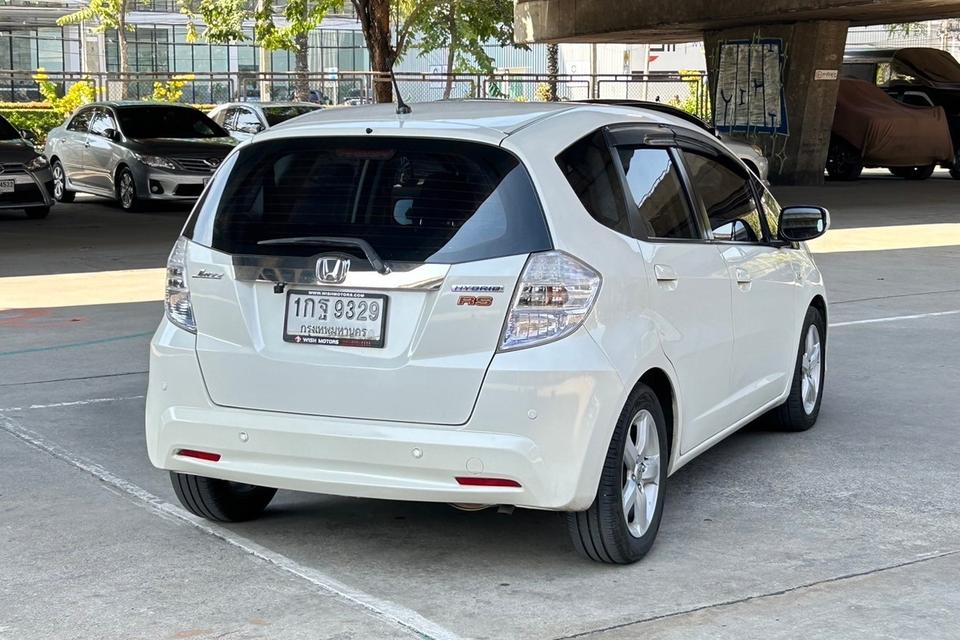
[147,101,829,563]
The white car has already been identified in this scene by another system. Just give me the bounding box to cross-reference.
[207,102,324,142]
[147,101,829,564]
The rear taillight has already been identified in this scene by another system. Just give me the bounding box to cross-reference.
[499,251,601,351]
[165,236,196,333]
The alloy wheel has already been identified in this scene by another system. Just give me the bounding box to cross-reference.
[53,163,64,199]
[622,409,661,538]
[119,171,135,209]
[800,324,822,414]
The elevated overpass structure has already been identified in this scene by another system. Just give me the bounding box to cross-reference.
[515,1,960,184]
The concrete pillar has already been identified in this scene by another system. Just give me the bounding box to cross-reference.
[704,20,848,185]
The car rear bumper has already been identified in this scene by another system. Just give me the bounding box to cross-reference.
[146,319,626,511]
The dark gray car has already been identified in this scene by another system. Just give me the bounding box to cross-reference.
[44,102,236,211]
[0,114,54,219]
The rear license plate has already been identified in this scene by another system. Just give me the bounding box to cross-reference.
[283,289,387,348]
[0,179,14,193]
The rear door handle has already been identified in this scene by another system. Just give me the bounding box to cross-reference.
[735,267,752,284]
[654,264,678,282]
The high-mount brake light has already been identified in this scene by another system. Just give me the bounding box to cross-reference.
[499,251,601,351]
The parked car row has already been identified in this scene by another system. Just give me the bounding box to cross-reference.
[3,97,772,219]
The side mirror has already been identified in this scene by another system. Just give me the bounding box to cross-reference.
[239,123,264,134]
[778,206,830,242]
[103,128,120,141]
[19,128,35,141]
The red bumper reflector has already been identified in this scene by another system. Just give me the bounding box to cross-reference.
[455,476,521,488]
[177,449,221,462]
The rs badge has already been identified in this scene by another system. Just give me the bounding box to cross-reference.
[457,295,493,307]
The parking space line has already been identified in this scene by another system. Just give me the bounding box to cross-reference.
[829,308,960,328]
[0,331,154,357]
[0,395,145,413]
[0,414,463,640]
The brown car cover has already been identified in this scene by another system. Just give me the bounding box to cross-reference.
[833,78,953,166]
[892,47,960,87]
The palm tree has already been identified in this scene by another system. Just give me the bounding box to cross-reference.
[546,43,559,101]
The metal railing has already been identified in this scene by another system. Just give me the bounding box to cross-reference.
[0,69,710,119]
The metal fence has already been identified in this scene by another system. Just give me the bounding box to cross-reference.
[0,69,710,119]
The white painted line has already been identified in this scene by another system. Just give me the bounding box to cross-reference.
[829,308,960,328]
[0,415,462,640]
[0,395,145,413]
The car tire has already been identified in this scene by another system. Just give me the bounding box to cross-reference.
[51,159,74,203]
[771,306,826,432]
[825,138,863,181]
[170,471,277,522]
[889,165,936,180]
[24,206,50,219]
[566,383,668,564]
[116,167,141,211]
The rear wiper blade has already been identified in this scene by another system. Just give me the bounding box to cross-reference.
[257,236,391,274]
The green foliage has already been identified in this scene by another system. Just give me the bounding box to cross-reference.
[57,0,133,33]
[148,74,196,102]
[0,109,66,145]
[411,0,523,77]
[33,69,96,118]
[667,70,711,121]
[181,0,343,51]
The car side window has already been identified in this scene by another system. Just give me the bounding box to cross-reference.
[556,130,631,236]
[682,150,764,243]
[755,184,783,239]
[616,147,700,240]
[235,108,262,133]
[219,108,238,130]
[89,109,116,137]
[67,108,93,132]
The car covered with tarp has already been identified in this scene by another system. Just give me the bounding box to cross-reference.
[827,78,953,180]
[842,47,960,177]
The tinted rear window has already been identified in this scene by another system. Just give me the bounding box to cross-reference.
[117,106,226,139]
[196,137,551,264]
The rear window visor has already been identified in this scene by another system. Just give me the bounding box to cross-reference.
[185,136,552,265]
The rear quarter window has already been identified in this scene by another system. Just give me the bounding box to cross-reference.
[556,130,632,236]
[189,137,551,264]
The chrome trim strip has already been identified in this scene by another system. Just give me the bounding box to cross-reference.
[231,254,448,291]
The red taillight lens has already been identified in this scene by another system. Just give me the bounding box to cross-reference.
[455,476,521,488]
[177,449,221,462]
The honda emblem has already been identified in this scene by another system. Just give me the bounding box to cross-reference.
[317,257,350,284]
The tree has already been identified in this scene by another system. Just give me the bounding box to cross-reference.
[58,0,134,93]
[546,43,559,101]
[182,0,342,100]
[351,0,430,104]
[411,0,520,100]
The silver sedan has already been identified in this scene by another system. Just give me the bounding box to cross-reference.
[44,102,236,211]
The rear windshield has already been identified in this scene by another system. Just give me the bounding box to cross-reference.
[117,106,227,139]
[193,137,551,264]
[262,105,321,126]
